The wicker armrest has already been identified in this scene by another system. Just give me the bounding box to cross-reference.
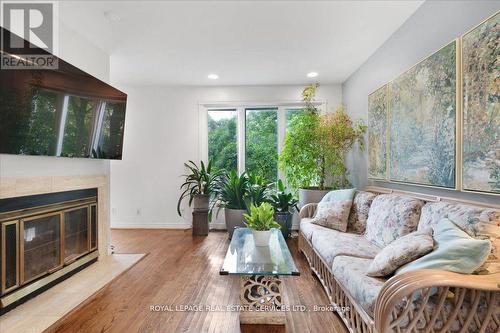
[374,269,500,333]
[299,203,318,219]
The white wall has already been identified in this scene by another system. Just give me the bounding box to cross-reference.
[0,22,111,179]
[342,0,499,205]
[110,84,342,228]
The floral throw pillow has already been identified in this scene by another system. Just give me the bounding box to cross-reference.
[347,191,377,234]
[311,189,356,232]
[367,230,433,277]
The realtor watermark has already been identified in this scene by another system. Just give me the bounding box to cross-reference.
[1,0,58,69]
[149,304,350,314]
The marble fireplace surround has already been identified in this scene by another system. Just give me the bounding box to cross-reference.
[0,174,148,333]
[0,174,111,256]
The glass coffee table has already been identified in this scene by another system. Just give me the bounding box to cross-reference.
[220,227,300,325]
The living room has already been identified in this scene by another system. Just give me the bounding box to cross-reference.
[0,1,498,333]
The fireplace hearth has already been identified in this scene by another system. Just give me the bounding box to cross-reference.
[0,188,98,314]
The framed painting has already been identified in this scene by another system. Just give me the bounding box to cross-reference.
[389,41,457,188]
[368,85,388,179]
[462,11,500,194]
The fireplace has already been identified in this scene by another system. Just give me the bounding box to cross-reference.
[0,189,98,313]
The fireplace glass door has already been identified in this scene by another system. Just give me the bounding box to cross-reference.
[64,206,89,263]
[22,214,62,283]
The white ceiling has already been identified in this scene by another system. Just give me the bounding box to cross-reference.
[60,1,424,86]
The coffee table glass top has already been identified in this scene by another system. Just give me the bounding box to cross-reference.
[220,228,299,276]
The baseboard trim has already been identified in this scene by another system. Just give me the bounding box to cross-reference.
[111,223,192,230]
[209,222,226,230]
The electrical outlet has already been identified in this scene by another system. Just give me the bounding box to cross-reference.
[111,208,117,215]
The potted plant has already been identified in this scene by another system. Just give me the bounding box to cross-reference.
[215,170,250,238]
[244,172,272,208]
[244,202,281,247]
[268,179,299,239]
[279,84,366,206]
[177,160,222,218]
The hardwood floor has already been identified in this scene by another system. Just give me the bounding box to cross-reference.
[45,229,348,333]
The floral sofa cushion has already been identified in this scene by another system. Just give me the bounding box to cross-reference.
[311,227,381,266]
[367,230,433,277]
[300,218,324,241]
[347,191,377,234]
[365,194,424,248]
[311,189,356,232]
[332,256,386,316]
[418,202,500,274]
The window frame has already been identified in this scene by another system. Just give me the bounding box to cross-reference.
[199,100,326,181]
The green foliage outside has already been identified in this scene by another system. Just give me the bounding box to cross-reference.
[207,109,279,184]
[245,109,278,183]
[208,112,237,172]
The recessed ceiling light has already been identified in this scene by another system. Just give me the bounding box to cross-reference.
[307,72,319,78]
[208,73,219,80]
[104,11,121,23]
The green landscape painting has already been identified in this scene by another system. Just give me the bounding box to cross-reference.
[390,41,456,188]
[368,85,388,179]
[462,12,500,194]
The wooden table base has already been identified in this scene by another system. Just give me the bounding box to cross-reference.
[239,275,285,325]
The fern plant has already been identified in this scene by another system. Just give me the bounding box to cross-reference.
[243,203,280,231]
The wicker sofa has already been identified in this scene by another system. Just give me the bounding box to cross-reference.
[298,186,500,333]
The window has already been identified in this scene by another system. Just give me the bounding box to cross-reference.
[285,108,307,129]
[245,108,278,182]
[203,102,324,183]
[207,109,238,172]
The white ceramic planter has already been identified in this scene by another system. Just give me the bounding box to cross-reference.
[252,229,272,247]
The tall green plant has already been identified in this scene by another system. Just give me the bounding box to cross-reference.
[268,179,299,213]
[279,84,366,191]
[215,170,249,210]
[177,160,222,217]
[279,84,321,191]
[245,173,272,208]
[318,106,366,189]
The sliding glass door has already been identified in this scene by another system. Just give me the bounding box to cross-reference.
[204,103,320,184]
